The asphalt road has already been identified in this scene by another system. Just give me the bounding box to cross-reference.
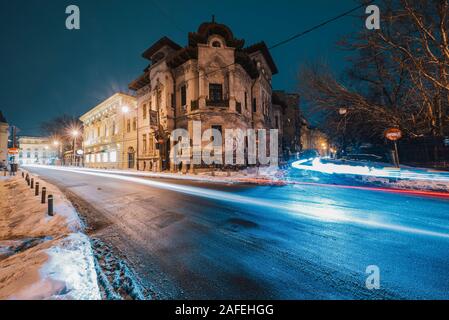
[26,166,449,299]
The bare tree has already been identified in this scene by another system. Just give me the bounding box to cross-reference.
[299,0,449,149]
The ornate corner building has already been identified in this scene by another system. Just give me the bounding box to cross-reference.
[128,19,302,172]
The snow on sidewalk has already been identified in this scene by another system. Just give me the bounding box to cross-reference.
[25,164,287,186]
[0,174,100,300]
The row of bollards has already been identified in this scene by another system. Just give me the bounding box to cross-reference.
[22,170,54,216]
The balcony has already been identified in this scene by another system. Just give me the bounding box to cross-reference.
[206,99,229,108]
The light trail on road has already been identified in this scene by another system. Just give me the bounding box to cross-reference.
[24,165,449,240]
[290,181,449,199]
[292,158,449,182]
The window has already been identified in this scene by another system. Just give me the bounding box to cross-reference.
[236,102,242,114]
[133,117,137,131]
[212,41,221,48]
[252,98,257,112]
[143,104,147,120]
[156,91,161,109]
[275,116,279,129]
[180,85,187,106]
[97,127,100,137]
[112,121,116,135]
[209,84,223,102]
[149,135,154,153]
[127,119,131,133]
[142,134,147,154]
[245,92,248,110]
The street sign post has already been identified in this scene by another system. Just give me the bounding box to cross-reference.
[8,148,19,154]
[385,128,402,167]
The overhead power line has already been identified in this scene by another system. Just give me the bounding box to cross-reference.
[180,1,374,83]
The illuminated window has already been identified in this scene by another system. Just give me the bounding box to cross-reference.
[142,134,147,154]
[143,104,147,120]
[109,151,117,162]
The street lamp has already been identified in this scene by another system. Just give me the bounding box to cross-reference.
[121,105,130,169]
[53,140,61,165]
[339,108,348,157]
[71,130,79,166]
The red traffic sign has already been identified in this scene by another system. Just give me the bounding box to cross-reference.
[8,148,19,154]
[385,128,402,141]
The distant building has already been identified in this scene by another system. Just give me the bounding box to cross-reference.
[272,91,302,161]
[301,125,330,157]
[0,111,9,167]
[80,93,138,169]
[18,136,58,165]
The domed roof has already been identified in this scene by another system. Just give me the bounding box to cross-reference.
[197,20,235,41]
[189,17,245,49]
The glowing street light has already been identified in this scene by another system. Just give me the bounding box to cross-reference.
[70,129,80,166]
[121,105,130,114]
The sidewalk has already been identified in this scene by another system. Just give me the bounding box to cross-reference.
[0,174,100,300]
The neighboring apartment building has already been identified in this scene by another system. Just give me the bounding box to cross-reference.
[80,93,138,169]
[0,111,9,167]
[18,136,58,165]
[272,91,302,161]
[129,19,280,172]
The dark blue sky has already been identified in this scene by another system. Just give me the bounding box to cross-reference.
[0,0,362,135]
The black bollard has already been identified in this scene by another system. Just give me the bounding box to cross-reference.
[41,187,46,204]
[35,182,40,196]
[31,178,34,189]
[48,195,54,216]
[22,171,24,178]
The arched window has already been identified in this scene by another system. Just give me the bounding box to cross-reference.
[212,41,222,48]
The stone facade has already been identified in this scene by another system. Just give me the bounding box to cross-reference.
[80,93,138,169]
[18,136,58,165]
[129,20,287,172]
[0,111,8,167]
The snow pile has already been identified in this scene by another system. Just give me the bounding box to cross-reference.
[361,176,449,192]
[0,175,100,300]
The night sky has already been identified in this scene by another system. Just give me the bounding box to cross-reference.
[0,0,362,135]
